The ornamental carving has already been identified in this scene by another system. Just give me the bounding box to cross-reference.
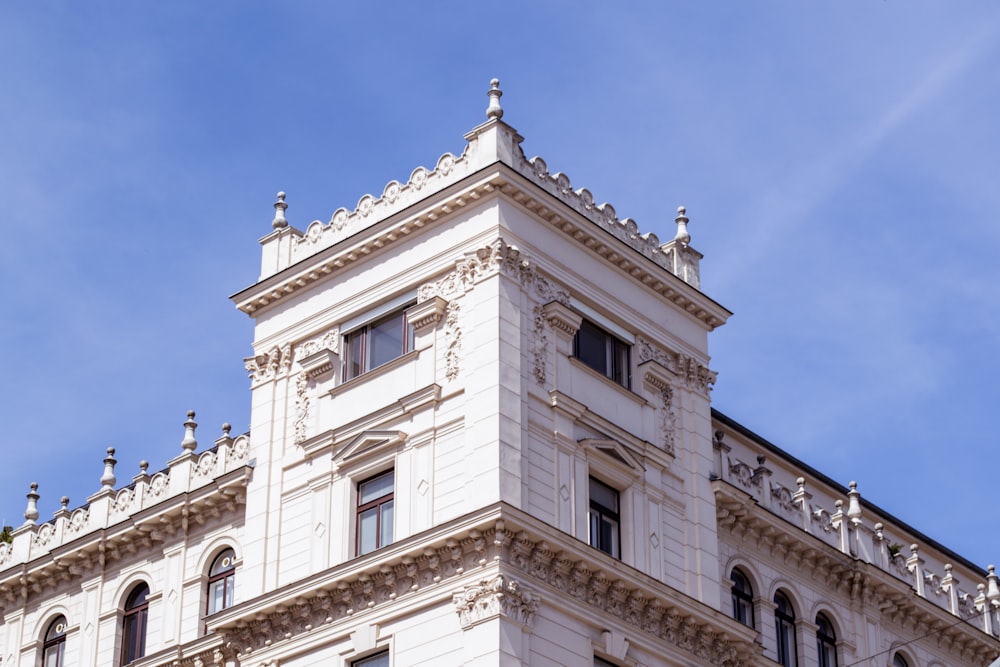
[293,372,310,445]
[294,328,340,359]
[244,343,294,386]
[532,305,548,386]
[771,483,796,515]
[445,301,462,382]
[195,451,216,479]
[636,336,716,397]
[453,575,539,629]
[727,457,760,491]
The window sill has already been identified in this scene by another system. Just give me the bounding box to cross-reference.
[567,356,646,406]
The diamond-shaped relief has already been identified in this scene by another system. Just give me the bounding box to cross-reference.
[649,532,660,549]
[168,589,178,603]
[315,522,326,537]
[559,485,570,501]
[85,622,94,636]
[417,479,429,496]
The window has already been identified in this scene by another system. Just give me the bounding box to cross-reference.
[816,613,837,667]
[573,319,630,387]
[891,654,909,667]
[353,651,389,667]
[42,616,67,667]
[774,591,797,667]
[730,569,755,628]
[206,548,236,616]
[594,659,617,667]
[357,470,394,555]
[344,307,414,380]
[588,477,620,558]
[120,584,149,665]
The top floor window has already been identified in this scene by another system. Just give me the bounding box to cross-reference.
[121,583,149,665]
[573,319,630,388]
[42,616,67,667]
[344,306,414,381]
[207,548,236,616]
[730,568,755,628]
[774,591,798,667]
[816,613,837,667]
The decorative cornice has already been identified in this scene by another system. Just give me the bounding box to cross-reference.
[234,168,730,332]
[636,335,717,397]
[714,480,1000,664]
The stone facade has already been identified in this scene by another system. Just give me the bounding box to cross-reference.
[1,81,998,667]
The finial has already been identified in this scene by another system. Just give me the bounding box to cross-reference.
[987,565,1000,604]
[674,206,690,245]
[271,191,288,229]
[486,78,503,120]
[139,460,149,475]
[23,482,40,526]
[222,423,232,437]
[847,481,863,522]
[100,447,117,489]
[181,410,198,452]
[60,496,69,510]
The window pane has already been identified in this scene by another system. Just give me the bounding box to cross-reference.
[368,311,405,369]
[225,574,235,609]
[347,330,364,379]
[360,471,394,504]
[208,579,225,615]
[358,507,378,555]
[43,643,64,667]
[380,499,394,548]
[354,650,389,667]
[575,320,608,374]
[589,478,618,511]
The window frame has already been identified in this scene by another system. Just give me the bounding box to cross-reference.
[730,568,755,628]
[343,304,415,381]
[356,469,395,556]
[815,613,837,667]
[588,476,621,559]
[120,583,149,666]
[573,318,631,388]
[41,615,67,667]
[352,650,390,667]
[774,591,798,667]
[206,548,236,617]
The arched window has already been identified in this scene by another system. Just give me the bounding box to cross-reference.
[816,613,837,667]
[730,568,755,627]
[120,583,149,665]
[206,548,236,615]
[891,654,909,667]
[42,616,67,667]
[774,591,797,667]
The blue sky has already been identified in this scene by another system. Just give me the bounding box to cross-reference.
[1,3,998,569]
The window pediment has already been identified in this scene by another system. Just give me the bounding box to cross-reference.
[332,430,408,467]
[579,438,644,479]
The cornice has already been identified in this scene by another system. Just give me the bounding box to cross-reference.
[233,166,730,332]
[0,467,251,608]
[713,480,1000,664]
[200,503,757,666]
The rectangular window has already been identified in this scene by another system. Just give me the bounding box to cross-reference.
[357,470,394,555]
[353,651,389,667]
[588,476,620,558]
[573,319,630,388]
[594,659,618,667]
[344,306,415,380]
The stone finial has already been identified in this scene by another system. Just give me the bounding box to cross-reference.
[987,565,1000,605]
[23,482,40,526]
[486,79,503,120]
[847,480,863,522]
[181,410,198,452]
[222,422,232,438]
[60,496,69,511]
[271,191,289,229]
[674,206,691,245]
[100,448,117,490]
[139,460,149,475]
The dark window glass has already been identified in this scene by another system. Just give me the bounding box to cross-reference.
[121,584,149,665]
[730,569,755,628]
[774,592,797,667]
[353,651,390,667]
[588,477,620,558]
[344,307,414,380]
[42,616,67,667]
[594,659,618,667]
[816,613,837,667]
[207,548,236,616]
[892,655,909,667]
[357,471,394,555]
[573,319,630,387]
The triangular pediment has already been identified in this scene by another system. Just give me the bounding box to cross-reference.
[332,430,407,465]
[578,438,644,474]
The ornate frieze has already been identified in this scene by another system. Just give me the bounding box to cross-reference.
[293,372,310,446]
[532,305,548,386]
[453,574,539,629]
[636,336,716,397]
[445,301,462,382]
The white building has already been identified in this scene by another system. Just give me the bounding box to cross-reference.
[1,80,998,667]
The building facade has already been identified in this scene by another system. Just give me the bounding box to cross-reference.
[1,80,998,667]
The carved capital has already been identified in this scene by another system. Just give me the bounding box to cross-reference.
[541,301,582,338]
[407,296,448,332]
[453,574,539,629]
